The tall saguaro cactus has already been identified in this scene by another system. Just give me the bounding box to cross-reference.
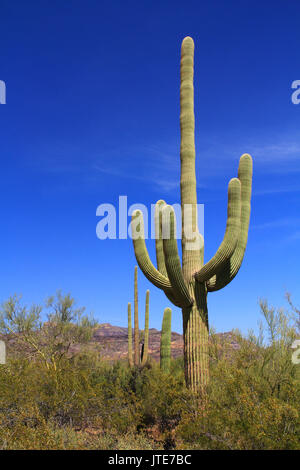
[160,308,172,373]
[131,37,253,391]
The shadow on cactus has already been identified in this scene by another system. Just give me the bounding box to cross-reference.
[131,37,253,392]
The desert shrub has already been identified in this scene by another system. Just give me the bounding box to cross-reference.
[0,293,298,450]
[176,300,300,450]
[0,291,97,371]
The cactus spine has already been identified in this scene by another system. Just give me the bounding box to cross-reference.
[160,308,172,372]
[127,303,133,367]
[131,37,253,392]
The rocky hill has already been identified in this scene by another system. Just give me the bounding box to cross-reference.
[72,323,241,363]
[1,322,241,363]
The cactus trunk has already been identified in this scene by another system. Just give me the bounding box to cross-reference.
[182,283,209,389]
[128,302,133,367]
[160,308,172,372]
[179,38,207,391]
[134,266,140,365]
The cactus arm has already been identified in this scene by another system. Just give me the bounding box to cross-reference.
[207,154,253,292]
[127,302,133,367]
[164,290,184,308]
[194,177,241,283]
[131,210,172,291]
[162,206,193,307]
[154,200,186,307]
[141,290,149,365]
[155,200,168,277]
[132,209,186,307]
[160,307,172,372]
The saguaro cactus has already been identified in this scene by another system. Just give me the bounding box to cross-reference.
[128,267,150,367]
[141,290,150,365]
[134,266,139,365]
[131,37,253,391]
[160,308,172,373]
[127,303,133,367]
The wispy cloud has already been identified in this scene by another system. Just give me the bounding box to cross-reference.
[26,130,300,193]
[253,186,300,196]
[93,162,180,192]
[93,141,208,192]
[250,142,300,162]
[193,132,300,174]
[252,217,300,230]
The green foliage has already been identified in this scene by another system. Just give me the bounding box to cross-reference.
[0,291,97,371]
[177,301,300,450]
[286,292,300,334]
[0,294,298,450]
[0,294,42,334]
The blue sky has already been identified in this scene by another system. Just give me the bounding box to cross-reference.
[0,0,300,335]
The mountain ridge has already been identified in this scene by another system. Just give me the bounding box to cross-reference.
[1,322,241,363]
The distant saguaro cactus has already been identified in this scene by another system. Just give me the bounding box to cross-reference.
[141,290,149,366]
[128,267,150,367]
[131,37,253,391]
[160,308,172,373]
[134,266,139,365]
[127,303,133,367]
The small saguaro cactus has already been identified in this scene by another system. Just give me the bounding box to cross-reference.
[134,266,139,365]
[131,37,253,392]
[160,308,172,373]
[141,290,150,366]
[127,303,133,367]
[128,266,150,367]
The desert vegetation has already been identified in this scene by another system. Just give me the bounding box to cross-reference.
[0,291,298,450]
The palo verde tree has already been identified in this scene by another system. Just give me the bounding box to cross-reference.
[0,291,96,371]
[131,37,253,391]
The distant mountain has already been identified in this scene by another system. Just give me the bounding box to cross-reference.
[71,323,241,363]
[75,323,184,362]
[1,322,241,363]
